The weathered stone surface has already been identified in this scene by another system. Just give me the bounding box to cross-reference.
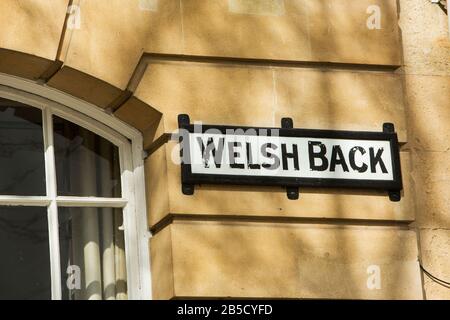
[399,0,450,76]
[145,145,170,226]
[151,221,422,299]
[0,49,54,80]
[400,0,450,300]
[135,63,408,143]
[60,0,183,89]
[228,0,286,16]
[114,97,161,133]
[404,75,450,152]
[114,96,162,147]
[135,62,276,132]
[150,225,174,299]
[182,0,401,65]
[403,75,450,230]
[58,0,401,91]
[47,66,123,109]
[274,69,407,142]
[0,0,69,60]
[61,0,147,89]
[411,150,450,229]
[418,228,450,300]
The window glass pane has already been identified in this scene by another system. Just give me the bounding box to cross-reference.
[53,116,122,197]
[59,207,127,300]
[0,207,51,300]
[0,99,45,195]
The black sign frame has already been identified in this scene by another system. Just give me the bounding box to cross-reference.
[177,114,403,202]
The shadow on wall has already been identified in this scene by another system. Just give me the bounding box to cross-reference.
[0,0,430,299]
[142,1,418,299]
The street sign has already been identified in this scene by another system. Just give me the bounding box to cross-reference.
[178,115,402,201]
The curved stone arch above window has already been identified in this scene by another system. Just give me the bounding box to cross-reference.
[0,48,163,149]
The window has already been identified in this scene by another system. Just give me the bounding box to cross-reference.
[0,90,149,300]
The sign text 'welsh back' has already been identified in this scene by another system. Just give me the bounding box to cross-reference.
[178,115,403,201]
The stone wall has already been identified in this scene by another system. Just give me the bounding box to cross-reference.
[0,0,448,299]
[399,0,450,299]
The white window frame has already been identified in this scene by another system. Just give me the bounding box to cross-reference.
[0,73,152,300]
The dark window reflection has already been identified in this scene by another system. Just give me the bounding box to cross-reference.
[59,207,127,300]
[53,116,121,197]
[0,207,51,300]
[0,99,46,195]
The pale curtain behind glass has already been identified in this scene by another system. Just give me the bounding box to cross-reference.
[54,116,127,300]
